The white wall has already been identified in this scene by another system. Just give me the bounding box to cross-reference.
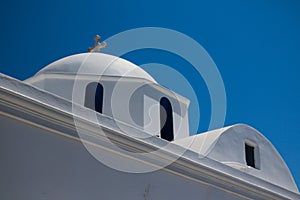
[0,115,243,200]
[28,76,189,140]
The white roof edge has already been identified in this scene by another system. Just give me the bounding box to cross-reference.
[0,73,299,198]
[24,73,190,105]
[174,124,299,193]
[173,126,233,155]
[32,53,157,83]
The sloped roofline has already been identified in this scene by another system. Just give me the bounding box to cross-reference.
[0,73,299,199]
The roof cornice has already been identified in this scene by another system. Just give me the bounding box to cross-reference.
[0,74,299,199]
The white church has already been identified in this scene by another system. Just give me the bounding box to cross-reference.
[0,46,299,199]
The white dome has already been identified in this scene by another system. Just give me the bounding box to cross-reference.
[35,53,157,83]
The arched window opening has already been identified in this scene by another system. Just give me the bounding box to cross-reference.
[245,142,260,169]
[85,82,104,113]
[245,143,255,168]
[160,97,174,141]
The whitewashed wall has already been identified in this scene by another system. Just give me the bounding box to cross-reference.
[0,115,242,200]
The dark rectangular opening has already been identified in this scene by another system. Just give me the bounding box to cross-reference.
[85,82,104,114]
[245,143,255,168]
[160,97,174,141]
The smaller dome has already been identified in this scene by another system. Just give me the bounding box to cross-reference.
[34,53,157,83]
[173,124,299,193]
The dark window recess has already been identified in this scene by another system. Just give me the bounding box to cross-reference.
[245,143,255,168]
[85,82,104,113]
[160,97,174,141]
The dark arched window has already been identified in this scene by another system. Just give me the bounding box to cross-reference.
[85,82,104,113]
[160,97,174,141]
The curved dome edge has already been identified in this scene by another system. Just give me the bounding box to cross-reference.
[33,53,157,83]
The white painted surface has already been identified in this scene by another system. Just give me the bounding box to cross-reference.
[0,115,243,200]
[30,53,157,83]
[1,50,299,198]
[23,53,190,140]
[1,73,299,199]
[143,95,160,136]
[173,124,299,193]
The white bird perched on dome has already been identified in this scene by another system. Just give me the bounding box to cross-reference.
[88,35,107,53]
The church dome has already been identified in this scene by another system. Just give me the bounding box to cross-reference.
[34,53,157,83]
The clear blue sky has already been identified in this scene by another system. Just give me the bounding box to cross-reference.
[1,0,299,189]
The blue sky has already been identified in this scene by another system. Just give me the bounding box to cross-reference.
[1,0,299,189]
